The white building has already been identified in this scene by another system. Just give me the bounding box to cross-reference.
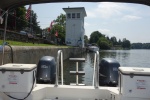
[63,7,87,47]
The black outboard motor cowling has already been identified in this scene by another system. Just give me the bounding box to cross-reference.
[99,58,120,86]
[36,56,56,84]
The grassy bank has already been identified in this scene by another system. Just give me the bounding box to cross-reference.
[0,40,69,47]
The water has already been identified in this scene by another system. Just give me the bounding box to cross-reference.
[63,50,150,85]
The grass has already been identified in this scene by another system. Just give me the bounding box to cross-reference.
[0,40,69,47]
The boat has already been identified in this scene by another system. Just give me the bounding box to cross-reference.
[87,45,99,52]
[0,0,150,100]
[87,44,99,52]
[0,50,149,100]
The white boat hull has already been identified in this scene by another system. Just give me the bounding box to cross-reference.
[87,46,99,52]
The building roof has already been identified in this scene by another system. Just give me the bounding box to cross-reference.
[0,0,150,10]
[63,7,87,17]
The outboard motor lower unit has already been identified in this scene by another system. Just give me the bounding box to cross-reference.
[99,58,120,86]
[36,56,56,84]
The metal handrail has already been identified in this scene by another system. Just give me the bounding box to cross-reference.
[95,51,99,88]
[92,53,97,86]
[55,50,64,87]
[92,51,99,88]
[1,10,8,65]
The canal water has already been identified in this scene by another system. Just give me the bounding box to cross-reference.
[63,50,150,86]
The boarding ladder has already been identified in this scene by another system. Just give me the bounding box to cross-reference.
[55,50,99,88]
[69,57,86,86]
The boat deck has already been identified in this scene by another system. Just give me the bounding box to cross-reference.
[31,84,119,100]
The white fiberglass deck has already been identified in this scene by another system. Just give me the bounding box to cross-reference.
[0,84,119,100]
[32,84,119,100]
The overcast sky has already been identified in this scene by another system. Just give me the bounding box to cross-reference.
[27,2,150,43]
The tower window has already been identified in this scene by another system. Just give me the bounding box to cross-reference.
[77,13,80,18]
[67,13,71,19]
[72,13,75,18]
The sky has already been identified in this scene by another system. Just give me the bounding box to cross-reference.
[27,2,150,43]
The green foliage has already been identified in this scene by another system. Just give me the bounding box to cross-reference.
[84,35,89,45]
[118,39,122,45]
[89,31,103,43]
[55,14,66,26]
[110,36,117,46]
[122,38,131,49]
[142,43,150,49]
[4,6,27,31]
[131,43,150,49]
[89,30,131,49]
[46,13,66,44]
[1,6,42,35]
[131,43,143,49]
[97,37,112,49]
[30,11,42,35]
[54,14,66,44]
[15,6,27,30]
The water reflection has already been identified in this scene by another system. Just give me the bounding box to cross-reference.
[63,50,150,85]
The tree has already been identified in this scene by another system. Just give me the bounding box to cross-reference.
[16,6,27,31]
[55,14,66,26]
[122,38,131,49]
[118,39,122,45]
[106,36,110,41]
[131,43,143,49]
[30,10,42,36]
[4,6,27,31]
[49,13,66,44]
[89,31,103,44]
[142,43,150,49]
[84,35,89,46]
[97,37,112,49]
[110,36,117,46]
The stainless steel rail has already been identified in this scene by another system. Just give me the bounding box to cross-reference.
[92,53,96,86]
[1,10,8,65]
[55,50,64,87]
[92,51,99,88]
[95,51,99,88]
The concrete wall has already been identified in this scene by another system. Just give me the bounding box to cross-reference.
[0,46,85,65]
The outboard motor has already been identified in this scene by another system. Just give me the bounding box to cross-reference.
[99,58,120,86]
[36,56,56,84]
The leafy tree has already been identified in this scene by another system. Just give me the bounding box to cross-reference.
[84,35,89,46]
[89,31,103,43]
[97,37,112,49]
[4,6,27,31]
[3,6,41,34]
[55,14,66,26]
[49,13,66,44]
[122,38,131,49]
[110,36,117,46]
[131,43,150,49]
[131,43,143,49]
[15,6,27,31]
[29,10,42,36]
[142,43,150,49]
[106,36,110,41]
[118,39,122,45]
